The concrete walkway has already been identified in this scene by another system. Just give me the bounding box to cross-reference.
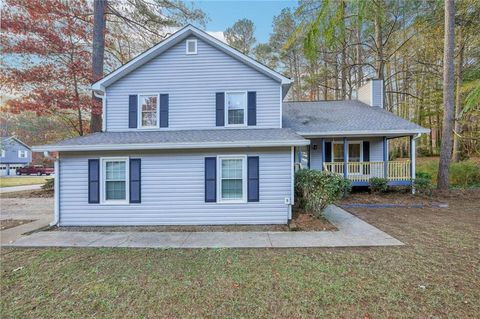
[0,184,43,193]
[4,206,403,248]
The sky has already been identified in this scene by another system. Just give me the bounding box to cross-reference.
[194,0,297,44]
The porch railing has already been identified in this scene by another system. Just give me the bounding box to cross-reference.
[322,161,410,182]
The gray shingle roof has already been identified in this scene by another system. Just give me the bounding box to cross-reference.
[283,100,429,136]
[33,128,308,152]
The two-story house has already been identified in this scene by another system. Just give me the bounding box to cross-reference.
[35,25,428,226]
[1,136,32,176]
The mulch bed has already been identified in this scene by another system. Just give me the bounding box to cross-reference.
[0,219,35,231]
[49,207,337,233]
[289,207,338,231]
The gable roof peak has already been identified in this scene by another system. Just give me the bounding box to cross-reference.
[92,24,291,92]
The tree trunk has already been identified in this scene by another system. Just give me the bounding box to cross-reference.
[90,0,107,133]
[374,0,384,80]
[452,27,464,162]
[356,23,363,88]
[437,0,455,190]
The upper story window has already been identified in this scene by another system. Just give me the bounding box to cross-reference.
[186,39,197,54]
[1,150,5,158]
[226,92,247,126]
[139,95,159,128]
[18,150,28,158]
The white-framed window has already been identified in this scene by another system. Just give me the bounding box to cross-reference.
[18,150,28,158]
[225,92,247,126]
[332,141,363,163]
[101,157,129,204]
[1,149,5,158]
[217,155,247,203]
[186,39,197,54]
[138,94,159,128]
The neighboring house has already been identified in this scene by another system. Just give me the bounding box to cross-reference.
[0,136,32,176]
[34,25,428,226]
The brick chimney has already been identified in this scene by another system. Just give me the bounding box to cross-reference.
[357,79,384,108]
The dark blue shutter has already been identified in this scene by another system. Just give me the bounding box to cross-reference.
[129,95,138,128]
[129,159,141,203]
[247,156,259,202]
[325,142,332,162]
[88,159,100,203]
[216,92,225,126]
[363,141,370,161]
[205,157,216,202]
[160,94,169,128]
[247,91,256,126]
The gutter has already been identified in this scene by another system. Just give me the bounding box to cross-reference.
[32,139,311,152]
[51,159,60,226]
[298,129,430,138]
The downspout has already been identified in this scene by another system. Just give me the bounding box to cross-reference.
[51,159,60,226]
[410,133,421,194]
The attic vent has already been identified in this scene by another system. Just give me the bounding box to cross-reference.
[186,39,197,54]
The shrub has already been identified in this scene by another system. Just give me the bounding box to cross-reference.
[413,176,433,195]
[295,169,351,218]
[416,158,480,188]
[369,177,389,193]
[416,171,432,180]
[449,161,480,187]
[42,178,54,191]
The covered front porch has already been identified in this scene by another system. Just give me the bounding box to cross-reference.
[295,135,418,186]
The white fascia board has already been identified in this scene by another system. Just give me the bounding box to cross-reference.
[32,139,310,152]
[92,25,291,90]
[298,129,430,137]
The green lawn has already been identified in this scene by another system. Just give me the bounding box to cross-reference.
[1,190,479,318]
[0,176,51,188]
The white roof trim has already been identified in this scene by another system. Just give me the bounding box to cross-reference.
[298,129,430,137]
[92,25,292,91]
[32,139,310,152]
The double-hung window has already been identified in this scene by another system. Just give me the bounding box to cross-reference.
[139,94,159,128]
[18,150,28,158]
[226,92,247,126]
[218,156,246,202]
[102,158,129,204]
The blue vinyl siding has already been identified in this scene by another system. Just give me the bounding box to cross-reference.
[0,138,31,165]
[58,147,292,225]
[106,37,281,131]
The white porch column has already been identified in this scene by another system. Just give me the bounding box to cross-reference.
[343,137,348,179]
[383,137,388,179]
[410,136,416,194]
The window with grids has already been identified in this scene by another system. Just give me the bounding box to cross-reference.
[104,160,127,201]
[140,95,158,128]
[226,92,246,125]
[220,158,244,200]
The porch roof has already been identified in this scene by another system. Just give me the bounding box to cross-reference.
[283,101,429,137]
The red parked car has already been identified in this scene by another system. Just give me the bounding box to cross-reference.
[16,165,54,176]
